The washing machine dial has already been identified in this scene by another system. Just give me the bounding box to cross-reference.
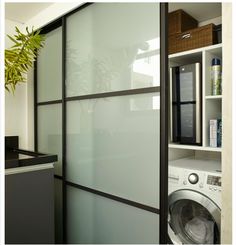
[188,173,199,184]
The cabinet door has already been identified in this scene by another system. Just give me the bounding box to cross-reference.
[5,169,54,244]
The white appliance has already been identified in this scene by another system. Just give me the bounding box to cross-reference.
[168,157,221,244]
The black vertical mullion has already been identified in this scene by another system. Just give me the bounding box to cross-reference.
[34,60,38,152]
[160,3,169,245]
[62,16,67,244]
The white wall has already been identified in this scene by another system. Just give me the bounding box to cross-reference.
[198,16,221,26]
[5,2,84,150]
[5,19,28,148]
[221,3,232,244]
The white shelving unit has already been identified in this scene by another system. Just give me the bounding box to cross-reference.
[168,4,233,244]
[169,143,222,152]
[205,95,222,99]
[169,44,222,158]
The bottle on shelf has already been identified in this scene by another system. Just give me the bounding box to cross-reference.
[211,58,222,95]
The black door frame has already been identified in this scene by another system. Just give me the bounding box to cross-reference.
[34,3,168,244]
[160,3,169,244]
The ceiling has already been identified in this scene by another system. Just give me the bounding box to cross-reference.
[169,3,221,22]
[5,3,54,23]
[5,2,222,24]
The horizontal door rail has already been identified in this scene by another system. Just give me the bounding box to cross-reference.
[66,86,160,102]
[172,101,196,105]
[37,87,160,106]
[37,100,63,106]
[54,175,159,214]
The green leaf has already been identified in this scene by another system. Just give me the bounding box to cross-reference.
[5,26,45,93]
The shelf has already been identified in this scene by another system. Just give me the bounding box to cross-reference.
[205,95,222,100]
[168,41,222,155]
[169,143,222,152]
[169,43,222,59]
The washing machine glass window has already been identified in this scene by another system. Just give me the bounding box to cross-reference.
[169,199,220,244]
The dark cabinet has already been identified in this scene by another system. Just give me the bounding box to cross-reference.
[5,167,55,244]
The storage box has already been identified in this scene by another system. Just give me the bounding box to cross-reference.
[168,9,198,35]
[169,24,217,54]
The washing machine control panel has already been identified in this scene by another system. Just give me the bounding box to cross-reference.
[188,173,199,184]
[207,175,221,187]
[184,171,222,193]
[170,169,222,193]
[169,158,221,206]
[169,166,221,191]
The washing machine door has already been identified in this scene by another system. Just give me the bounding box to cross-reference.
[168,190,221,244]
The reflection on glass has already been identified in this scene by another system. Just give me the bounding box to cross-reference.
[137,38,160,54]
[37,27,62,102]
[66,3,160,97]
[66,93,160,207]
[132,38,160,88]
[130,94,160,111]
[38,105,62,176]
[132,54,159,88]
[180,71,194,101]
[67,186,159,244]
[180,104,194,138]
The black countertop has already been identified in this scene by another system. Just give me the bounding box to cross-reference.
[5,149,58,169]
[5,136,58,169]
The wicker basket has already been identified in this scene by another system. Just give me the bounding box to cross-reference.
[169,24,217,54]
[168,9,198,36]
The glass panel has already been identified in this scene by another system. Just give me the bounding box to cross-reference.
[66,93,160,208]
[179,66,194,102]
[66,3,160,97]
[38,104,62,176]
[169,200,220,244]
[37,27,62,102]
[172,104,179,141]
[67,186,159,244]
[54,179,63,243]
[180,104,195,138]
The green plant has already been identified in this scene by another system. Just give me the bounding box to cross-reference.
[5,27,45,93]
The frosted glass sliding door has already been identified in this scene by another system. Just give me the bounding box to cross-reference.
[65,3,161,244]
[67,186,159,244]
[66,93,160,208]
[37,27,62,102]
[36,24,63,243]
[37,25,63,176]
[66,3,160,97]
[37,104,62,176]
[35,2,166,244]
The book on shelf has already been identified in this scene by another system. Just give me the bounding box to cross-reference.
[209,119,222,147]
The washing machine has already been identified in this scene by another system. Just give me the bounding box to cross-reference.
[168,157,221,244]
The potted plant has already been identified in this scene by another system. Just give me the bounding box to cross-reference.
[5,27,45,93]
